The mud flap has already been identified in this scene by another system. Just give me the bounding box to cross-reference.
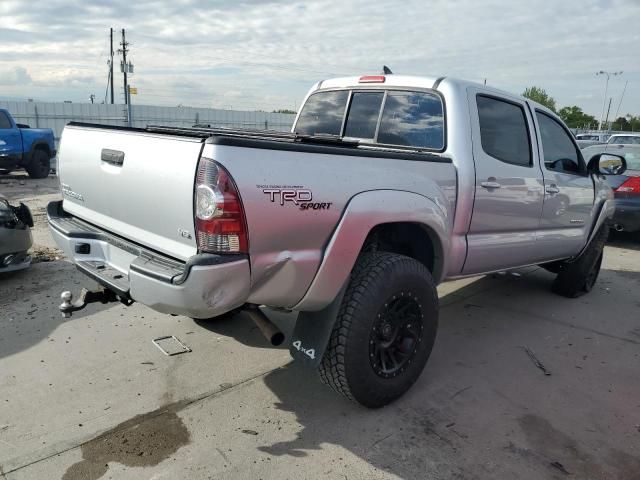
[289,283,347,368]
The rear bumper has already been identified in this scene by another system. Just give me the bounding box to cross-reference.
[611,199,640,232]
[47,201,251,318]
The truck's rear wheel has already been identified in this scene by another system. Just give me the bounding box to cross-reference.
[318,252,438,408]
[26,149,50,179]
[551,225,608,298]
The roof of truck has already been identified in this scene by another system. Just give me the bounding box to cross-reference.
[312,74,547,112]
[316,74,511,96]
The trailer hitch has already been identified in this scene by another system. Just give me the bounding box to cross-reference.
[59,288,132,318]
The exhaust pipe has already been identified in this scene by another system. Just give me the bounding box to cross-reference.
[245,306,285,346]
[614,224,624,232]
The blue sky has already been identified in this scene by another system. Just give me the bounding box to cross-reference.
[0,0,638,117]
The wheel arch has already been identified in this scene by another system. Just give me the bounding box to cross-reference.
[361,221,445,282]
[26,140,51,163]
[292,189,450,311]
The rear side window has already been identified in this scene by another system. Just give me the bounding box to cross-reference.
[295,90,348,136]
[377,91,444,149]
[0,112,12,129]
[536,112,583,174]
[344,92,384,139]
[477,95,531,166]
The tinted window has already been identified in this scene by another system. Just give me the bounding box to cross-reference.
[536,112,582,174]
[344,92,384,139]
[608,136,640,145]
[477,96,531,166]
[377,91,444,149]
[295,90,348,136]
[0,112,12,129]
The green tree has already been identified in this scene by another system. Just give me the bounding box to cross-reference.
[558,106,597,129]
[611,116,630,131]
[522,86,557,112]
[625,115,640,132]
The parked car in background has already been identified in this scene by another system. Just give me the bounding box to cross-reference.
[0,108,56,178]
[583,144,640,233]
[606,133,640,146]
[576,133,610,149]
[0,194,33,272]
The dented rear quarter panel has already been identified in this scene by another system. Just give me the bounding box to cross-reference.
[201,141,457,308]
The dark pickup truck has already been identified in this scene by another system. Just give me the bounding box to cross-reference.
[0,108,56,178]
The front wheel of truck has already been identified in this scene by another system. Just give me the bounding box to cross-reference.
[551,225,608,298]
[318,252,438,408]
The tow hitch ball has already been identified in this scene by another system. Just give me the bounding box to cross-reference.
[59,288,132,318]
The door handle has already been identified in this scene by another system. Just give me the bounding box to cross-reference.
[480,181,501,189]
[101,149,125,166]
[545,184,560,195]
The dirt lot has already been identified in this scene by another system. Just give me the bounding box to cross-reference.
[1,173,639,480]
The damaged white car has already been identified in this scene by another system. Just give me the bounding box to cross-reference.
[0,194,33,272]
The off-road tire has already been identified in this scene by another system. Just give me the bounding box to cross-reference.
[551,225,608,298]
[25,149,50,179]
[318,252,439,408]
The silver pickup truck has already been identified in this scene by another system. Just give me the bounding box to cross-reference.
[49,74,627,407]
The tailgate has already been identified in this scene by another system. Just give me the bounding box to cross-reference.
[58,125,203,261]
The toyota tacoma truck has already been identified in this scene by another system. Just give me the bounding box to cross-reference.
[48,74,627,407]
[0,108,56,178]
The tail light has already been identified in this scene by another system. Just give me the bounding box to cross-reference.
[194,157,248,253]
[615,176,640,196]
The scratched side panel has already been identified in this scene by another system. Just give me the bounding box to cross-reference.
[202,142,456,307]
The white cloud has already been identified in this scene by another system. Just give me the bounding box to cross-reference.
[0,0,638,115]
[0,66,33,85]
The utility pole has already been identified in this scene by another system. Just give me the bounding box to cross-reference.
[603,97,612,132]
[109,28,114,104]
[596,70,622,131]
[612,80,628,128]
[119,29,129,105]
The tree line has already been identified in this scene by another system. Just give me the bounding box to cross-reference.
[522,86,638,131]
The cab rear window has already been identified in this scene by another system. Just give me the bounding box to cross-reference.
[295,89,445,150]
[294,90,348,136]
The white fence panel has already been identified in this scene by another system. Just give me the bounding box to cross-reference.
[0,101,296,150]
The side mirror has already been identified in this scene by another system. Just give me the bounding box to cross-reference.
[588,153,627,175]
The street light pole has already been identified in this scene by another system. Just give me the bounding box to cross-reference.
[596,70,622,131]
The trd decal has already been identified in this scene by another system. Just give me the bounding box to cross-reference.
[263,188,312,205]
[261,187,332,211]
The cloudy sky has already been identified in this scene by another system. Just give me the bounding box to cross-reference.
[0,0,638,117]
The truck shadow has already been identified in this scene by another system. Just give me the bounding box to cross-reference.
[0,261,111,360]
[607,230,640,251]
[193,309,297,350]
[253,266,640,479]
